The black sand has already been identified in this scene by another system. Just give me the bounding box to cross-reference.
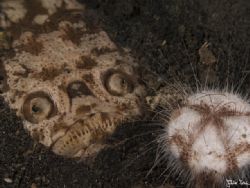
[1,0,250,187]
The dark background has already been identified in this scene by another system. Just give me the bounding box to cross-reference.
[1,0,250,187]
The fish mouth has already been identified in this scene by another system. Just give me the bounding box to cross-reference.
[49,112,122,158]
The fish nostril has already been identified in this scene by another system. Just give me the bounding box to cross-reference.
[67,81,93,98]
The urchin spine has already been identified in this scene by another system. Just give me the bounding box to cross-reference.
[160,90,250,187]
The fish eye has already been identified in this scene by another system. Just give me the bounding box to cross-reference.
[22,92,56,123]
[105,72,134,96]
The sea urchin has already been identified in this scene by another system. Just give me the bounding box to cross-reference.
[161,90,250,187]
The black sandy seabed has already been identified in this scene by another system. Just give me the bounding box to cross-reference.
[1,0,250,187]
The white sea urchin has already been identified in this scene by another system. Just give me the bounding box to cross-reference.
[161,90,250,187]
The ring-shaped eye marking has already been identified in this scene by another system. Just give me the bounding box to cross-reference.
[22,91,56,123]
[104,70,134,96]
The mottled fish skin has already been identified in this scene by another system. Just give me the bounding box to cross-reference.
[0,0,146,159]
